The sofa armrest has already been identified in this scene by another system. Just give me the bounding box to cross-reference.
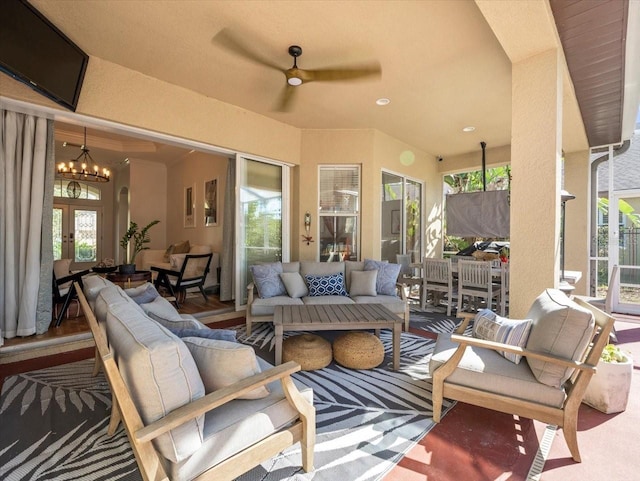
[135,361,306,443]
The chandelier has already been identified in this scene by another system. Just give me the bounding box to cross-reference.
[57,128,110,182]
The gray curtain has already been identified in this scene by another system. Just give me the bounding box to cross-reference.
[219,158,235,301]
[446,190,510,238]
[0,110,54,344]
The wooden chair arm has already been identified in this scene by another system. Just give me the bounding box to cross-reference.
[395,282,408,301]
[453,312,475,334]
[56,269,90,285]
[449,334,597,373]
[247,282,255,292]
[135,361,302,443]
[150,265,180,276]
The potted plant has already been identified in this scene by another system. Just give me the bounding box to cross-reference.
[499,246,510,263]
[119,220,160,274]
[583,343,633,414]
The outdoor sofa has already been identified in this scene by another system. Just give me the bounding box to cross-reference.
[246,260,409,335]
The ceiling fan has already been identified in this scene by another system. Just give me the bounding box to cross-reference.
[213,29,381,111]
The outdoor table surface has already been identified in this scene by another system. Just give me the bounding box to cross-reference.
[274,304,402,370]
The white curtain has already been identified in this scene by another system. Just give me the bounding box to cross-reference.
[0,110,54,344]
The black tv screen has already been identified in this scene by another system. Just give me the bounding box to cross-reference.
[0,0,89,111]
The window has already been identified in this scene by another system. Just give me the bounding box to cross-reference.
[318,166,360,262]
[54,179,101,200]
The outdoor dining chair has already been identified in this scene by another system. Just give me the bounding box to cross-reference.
[457,259,501,313]
[422,258,455,315]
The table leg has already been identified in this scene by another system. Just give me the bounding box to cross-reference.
[275,324,284,365]
[392,322,401,370]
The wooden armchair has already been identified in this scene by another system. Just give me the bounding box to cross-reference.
[52,259,90,327]
[76,282,315,481]
[152,253,213,308]
[430,289,614,463]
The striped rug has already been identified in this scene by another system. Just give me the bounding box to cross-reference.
[0,326,453,481]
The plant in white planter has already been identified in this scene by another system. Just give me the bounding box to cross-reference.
[583,344,633,414]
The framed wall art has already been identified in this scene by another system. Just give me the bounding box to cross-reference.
[184,184,195,228]
[204,178,218,227]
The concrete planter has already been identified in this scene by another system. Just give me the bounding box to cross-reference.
[583,356,633,414]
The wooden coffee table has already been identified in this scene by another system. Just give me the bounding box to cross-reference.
[273,304,402,370]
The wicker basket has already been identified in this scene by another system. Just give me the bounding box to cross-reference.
[333,331,384,369]
[282,334,333,371]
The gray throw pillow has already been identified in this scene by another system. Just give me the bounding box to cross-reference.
[280,272,309,298]
[168,327,237,343]
[250,262,287,298]
[364,259,401,296]
[349,270,378,297]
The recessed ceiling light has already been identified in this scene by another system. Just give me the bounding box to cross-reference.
[462,126,476,132]
[376,98,390,106]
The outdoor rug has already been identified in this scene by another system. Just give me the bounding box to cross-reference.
[0,326,454,481]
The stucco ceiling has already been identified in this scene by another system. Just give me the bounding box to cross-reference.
[28,0,639,165]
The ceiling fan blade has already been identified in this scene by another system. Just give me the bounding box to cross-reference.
[301,62,381,83]
[213,28,283,72]
[274,85,297,112]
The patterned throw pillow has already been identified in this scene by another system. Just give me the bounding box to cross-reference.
[364,259,401,296]
[472,309,533,364]
[305,272,348,297]
[249,262,287,298]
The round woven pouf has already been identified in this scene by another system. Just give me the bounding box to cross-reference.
[282,334,333,371]
[333,331,385,369]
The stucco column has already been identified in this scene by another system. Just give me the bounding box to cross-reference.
[563,150,590,295]
[510,49,563,317]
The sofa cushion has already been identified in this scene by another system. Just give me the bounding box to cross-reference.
[302,295,355,305]
[525,289,596,388]
[429,333,566,408]
[472,309,532,364]
[351,295,405,315]
[349,270,378,297]
[250,296,304,317]
[250,263,287,299]
[184,338,270,399]
[300,261,345,277]
[160,357,312,481]
[125,282,160,305]
[305,272,348,297]
[364,259,401,296]
[95,285,144,324]
[168,327,236,343]
[282,261,300,273]
[106,304,205,463]
[83,275,116,309]
[280,272,309,298]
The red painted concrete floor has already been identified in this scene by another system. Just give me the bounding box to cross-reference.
[386,318,640,481]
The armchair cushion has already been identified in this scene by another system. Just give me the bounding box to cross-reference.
[349,270,378,297]
[525,289,595,388]
[430,333,566,408]
[472,309,532,364]
[280,272,309,298]
[364,259,401,296]
[106,304,205,463]
[184,338,270,399]
[250,262,287,299]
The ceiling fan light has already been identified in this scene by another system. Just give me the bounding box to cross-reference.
[287,76,302,86]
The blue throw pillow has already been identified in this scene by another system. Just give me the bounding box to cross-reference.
[305,272,348,297]
[168,327,237,343]
[364,259,402,296]
[125,282,160,305]
[250,262,287,298]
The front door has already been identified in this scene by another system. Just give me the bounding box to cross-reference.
[53,204,102,270]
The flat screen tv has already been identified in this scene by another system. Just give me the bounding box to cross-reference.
[0,0,89,111]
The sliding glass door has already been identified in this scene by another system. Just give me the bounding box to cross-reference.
[235,156,289,308]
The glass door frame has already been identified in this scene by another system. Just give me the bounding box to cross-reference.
[53,203,103,270]
[234,154,290,311]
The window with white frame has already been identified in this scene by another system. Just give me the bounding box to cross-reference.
[318,165,360,262]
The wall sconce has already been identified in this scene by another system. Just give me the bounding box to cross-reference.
[304,212,311,232]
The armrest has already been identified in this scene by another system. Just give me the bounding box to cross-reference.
[395,282,408,301]
[448,334,597,373]
[56,269,90,285]
[454,312,475,334]
[150,265,180,276]
[135,361,303,443]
